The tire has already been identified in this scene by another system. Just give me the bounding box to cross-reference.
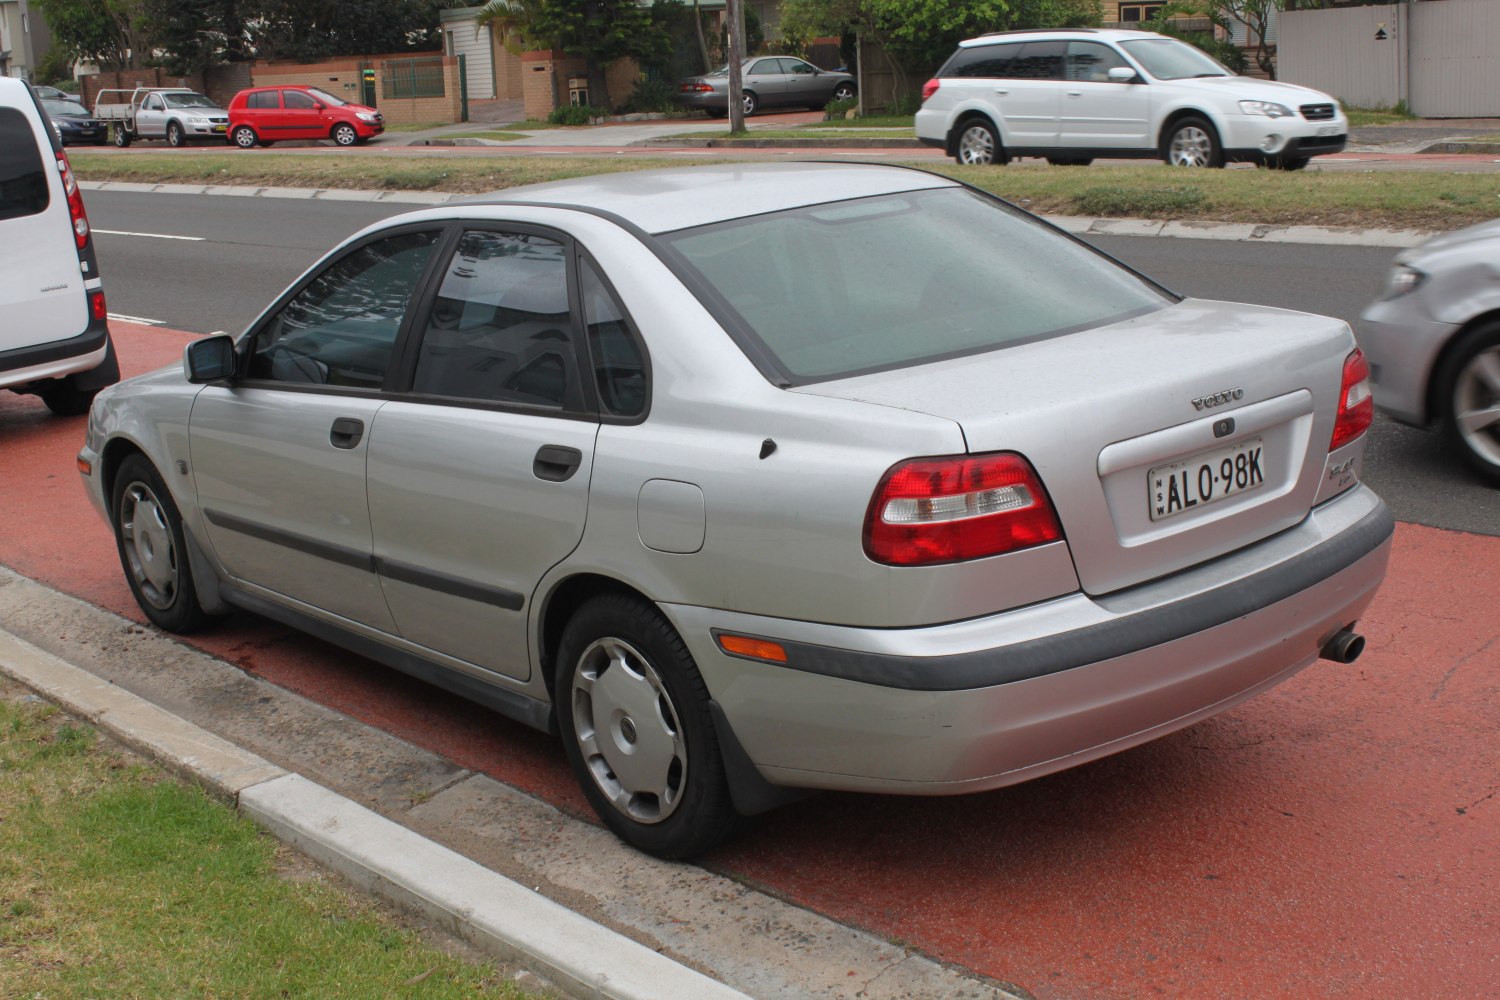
[38,376,97,417]
[831,82,856,103]
[332,123,358,146]
[1434,321,1500,485]
[1046,157,1093,166]
[555,593,742,859]
[954,118,1003,166]
[166,120,185,147]
[110,454,216,633]
[231,125,258,149]
[1163,116,1224,168]
[705,108,727,119]
[740,91,757,117]
[113,125,132,148]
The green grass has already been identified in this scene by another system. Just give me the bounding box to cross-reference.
[0,692,531,999]
[69,151,1500,231]
[807,113,915,129]
[1345,105,1418,128]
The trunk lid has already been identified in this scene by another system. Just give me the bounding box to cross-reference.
[794,298,1355,595]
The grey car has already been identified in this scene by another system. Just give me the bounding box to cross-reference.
[676,57,856,116]
[79,163,1391,858]
[1360,219,1500,484]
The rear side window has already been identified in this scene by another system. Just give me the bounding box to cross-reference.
[940,43,1018,79]
[0,107,49,223]
[1010,41,1065,80]
[247,91,279,110]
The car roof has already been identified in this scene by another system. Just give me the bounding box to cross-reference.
[960,28,1165,47]
[464,162,958,235]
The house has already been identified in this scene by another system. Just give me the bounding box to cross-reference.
[0,0,52,81]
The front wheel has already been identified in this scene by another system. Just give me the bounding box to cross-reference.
[166,121,185,147]
[231,125,257,149]
[555,594,741,859]
[1435,322,1500,485]
[111,454,217,633]
[1163,117,1224,168]
[955,119,1002,166]
[331,123,358,147]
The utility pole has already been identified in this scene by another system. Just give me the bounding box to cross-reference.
[726,0,745,133]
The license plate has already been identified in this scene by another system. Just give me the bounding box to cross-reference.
[213,124,227,132]
[1317,125,1340,136]
[1149,438,1265,522]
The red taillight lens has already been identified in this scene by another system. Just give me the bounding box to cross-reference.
[864,452,1063,566]
[55,152,90,250]
[681,82,714,93]
[1330,348,1374,451]
[91,290,107,321]
[921,78,941,101]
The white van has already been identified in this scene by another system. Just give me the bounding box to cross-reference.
[0,77,118,415]
[916,28,1349,170]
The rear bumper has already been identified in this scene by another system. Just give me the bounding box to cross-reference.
[0,316,119,391]
[666,484,1392,793]
[674,92,728,111]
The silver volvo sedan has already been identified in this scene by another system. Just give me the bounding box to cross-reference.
[79,163,1393,858]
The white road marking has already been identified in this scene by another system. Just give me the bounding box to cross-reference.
[94,229,205,241]
[107,313,164,326]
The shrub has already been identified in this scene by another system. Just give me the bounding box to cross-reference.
[623,77,679,114]
[547,104,608,126]
[823,97,857,120]
[1074,185,1210,217]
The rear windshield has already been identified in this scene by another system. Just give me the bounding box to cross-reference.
[0,107,49,223]
[662,187,1169,383]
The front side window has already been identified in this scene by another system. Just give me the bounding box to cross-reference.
[1066,41,1131,82]
[1119,37,1230,79]
[283,90,317,111]
[412,230,581,408]
[662,187,1168,383]
[0,108,48,223]
[143,95,163,111]
[782,59,816,76]
[248,230,441,388]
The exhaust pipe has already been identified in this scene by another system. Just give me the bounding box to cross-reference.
[1321,628,1365,664]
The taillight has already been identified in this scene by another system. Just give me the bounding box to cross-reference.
[864,452,1063,566]
[681,82,714,93]
[1330,348,1374,451]
[921,78,941,101]
[91,290,107,321]
[55,151,90,250]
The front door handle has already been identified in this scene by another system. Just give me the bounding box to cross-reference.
[534,445,583,482]
[329,417,365,450]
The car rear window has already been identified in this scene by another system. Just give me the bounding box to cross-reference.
[660,187,1170,383]
[0,107,50,223]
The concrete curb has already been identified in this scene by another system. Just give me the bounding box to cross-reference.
[77,179,1437,248]
[1420,140,1500,155]
[0,625,750,1000]
[637,136,924,149]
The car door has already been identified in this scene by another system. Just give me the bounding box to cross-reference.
[777,58,821,105]
[280,90,323,139]
[995,40,1064,149]
[188,226,447,632]
[136,93,167,138]
[744,58,787,109]
[365,226,605,681]
[1058,41,1153,150]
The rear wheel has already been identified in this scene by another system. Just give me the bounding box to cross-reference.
[166,121,185,147]
[1163,116,1224,168]
[113,125,132,148]
[955,119,1003,166]
[111,454,216,633]
[38,376,97,417]
[231,125,257,149]
[1435,321,1500,485]
[332,123,358,147]
[830,82,856,104]
[740,91,758,116]
[555,594,741,859]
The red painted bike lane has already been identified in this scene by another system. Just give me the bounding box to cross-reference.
[4,325,1496,998]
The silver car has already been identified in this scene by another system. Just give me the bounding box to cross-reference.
[676,57,856,117]
[1359,219,1500,484]
[79,163,1392,858]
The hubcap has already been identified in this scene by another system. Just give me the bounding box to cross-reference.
[118,481,178,611]
[235,129,253,148]
[741,95,754,115]
[1170,126,1213,167]
[336,127,354,145]
[570,637,686,824]
[959,125,994,165]
[1454,346,1500,468]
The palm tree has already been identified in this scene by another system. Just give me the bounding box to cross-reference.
[473,0,552,54]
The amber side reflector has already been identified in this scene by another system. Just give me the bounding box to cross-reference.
[717,634,788,663]
[76,456,92,475]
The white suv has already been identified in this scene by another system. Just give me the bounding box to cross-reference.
[916,28,1349,170]
[0,77,118,415]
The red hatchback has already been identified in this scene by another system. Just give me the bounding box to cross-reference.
[227,85,384,148]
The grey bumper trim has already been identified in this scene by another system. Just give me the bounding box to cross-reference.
[769,498,1394,692]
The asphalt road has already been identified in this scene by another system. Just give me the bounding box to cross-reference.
[87,189,1497,533]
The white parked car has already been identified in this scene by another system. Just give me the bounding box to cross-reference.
[0,77,119,415]
[916,28,1349,169]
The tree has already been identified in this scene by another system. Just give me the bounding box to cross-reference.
[33,0,148,71]
[1205,0,1277,79]
[248,0,443,62]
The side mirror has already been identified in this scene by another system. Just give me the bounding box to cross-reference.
[184,334,237,383]
[313,102,325,111]
[1108,67,1139,83]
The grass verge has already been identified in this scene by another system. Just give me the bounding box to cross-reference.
[441,131,529,142]
[1344,105,1418,128]
[70,151,1500,231]
[807,114,915,129]
[0,689,532,999]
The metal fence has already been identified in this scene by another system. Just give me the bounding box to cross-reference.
[1281,0,1500,117]
[382,57,447,100]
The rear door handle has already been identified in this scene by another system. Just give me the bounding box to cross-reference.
[534,445,583,482]
[329,417,365,450]
[1066,91,1082,98]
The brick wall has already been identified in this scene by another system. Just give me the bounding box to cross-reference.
[250,53,461,125]
[82,68,201,111]
[202,62,252,109]
[519,50,641,118]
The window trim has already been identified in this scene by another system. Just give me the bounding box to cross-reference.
[573,249,653,425]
